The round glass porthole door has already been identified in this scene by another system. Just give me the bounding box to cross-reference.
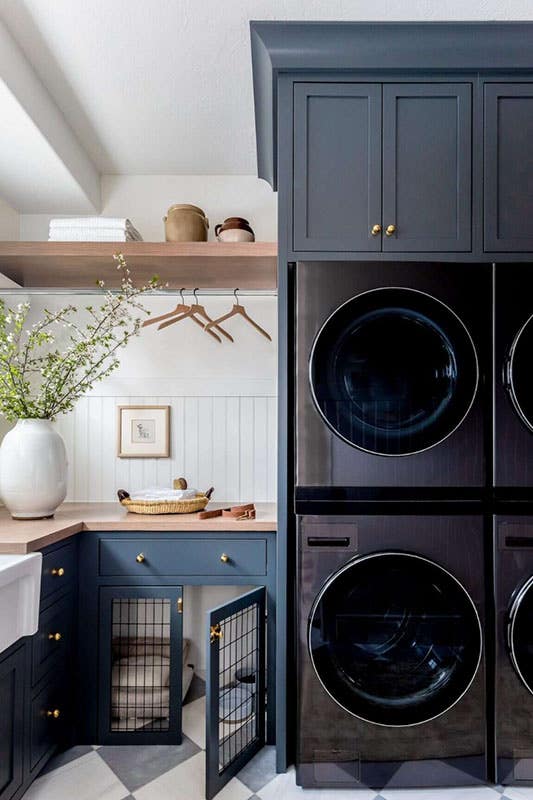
[308,552,482,727]
[508,575,533,695]
[309,287,478,456]
[506,314,533,433]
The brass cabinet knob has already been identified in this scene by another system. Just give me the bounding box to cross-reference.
[220,553,230,563]
[370,224,382,236]
[136,553,145,563]
[46,709,61,719]
[48,632,62,642]
[51,567,64,577]
[385,224,396,236]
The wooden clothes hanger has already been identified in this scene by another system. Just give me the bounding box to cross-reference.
[204,289,272,341]
[157,289,234,343]
[142,287,191,327]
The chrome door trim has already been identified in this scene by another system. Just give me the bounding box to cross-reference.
[507,573,533,696]
[506,312,533,433]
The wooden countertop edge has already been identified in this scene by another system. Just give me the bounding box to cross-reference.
[0,503,277,554]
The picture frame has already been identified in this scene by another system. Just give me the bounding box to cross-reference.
[117,405,170,458]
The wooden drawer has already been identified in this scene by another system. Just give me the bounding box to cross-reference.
[98,537,267,577]
[29,676,69,774]
[31,594,74,687]
[41,541,77,602]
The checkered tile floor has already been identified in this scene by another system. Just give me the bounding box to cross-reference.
[21,676,533,800]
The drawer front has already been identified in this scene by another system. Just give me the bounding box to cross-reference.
[41,541,77,602]
[32,594,74,687]
[29,677,69,774]
[99,538,267,577]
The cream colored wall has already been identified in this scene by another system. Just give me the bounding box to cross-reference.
[0,196,19,240]
[19,174,277,241]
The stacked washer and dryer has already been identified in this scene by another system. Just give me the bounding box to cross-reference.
[295,260,533,790]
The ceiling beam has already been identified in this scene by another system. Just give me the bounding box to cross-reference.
[0,17,100,213]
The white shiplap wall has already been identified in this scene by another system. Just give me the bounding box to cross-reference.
[7,294,277,504]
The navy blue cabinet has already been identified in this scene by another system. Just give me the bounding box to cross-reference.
[293,83,382,252]
[0,644,25,800]
[293,81,472,255]
[382,83,472,253]
[484,82,533,253]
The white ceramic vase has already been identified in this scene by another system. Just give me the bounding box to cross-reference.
[0,419,67,519]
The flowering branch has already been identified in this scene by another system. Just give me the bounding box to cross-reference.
[0,254,159,421]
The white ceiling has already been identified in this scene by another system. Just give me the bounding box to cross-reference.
[0,0,532,184]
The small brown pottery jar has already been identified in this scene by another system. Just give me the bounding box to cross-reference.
[215,217,255,242]
[163,204,209,242]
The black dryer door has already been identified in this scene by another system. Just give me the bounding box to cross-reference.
[505,313,533,433]
[308,551,482,726]
[309,287,479,456]
[508,575,533,695]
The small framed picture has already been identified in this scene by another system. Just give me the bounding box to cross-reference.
[117,405,170,458]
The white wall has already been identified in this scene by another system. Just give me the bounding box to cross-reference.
[2,292,277,504]
[0,195,19,240]
[19,174,277,241]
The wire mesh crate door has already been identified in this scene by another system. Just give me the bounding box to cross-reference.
[206,587,266,800]
[110,597,172,731]
[98,585,183,744]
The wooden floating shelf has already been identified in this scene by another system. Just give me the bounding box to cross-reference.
[0,241,278,290]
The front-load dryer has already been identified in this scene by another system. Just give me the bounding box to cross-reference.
[495,265,533,491]
[297,513,487,789]
[496,515,533,785]
[296,261,491,494]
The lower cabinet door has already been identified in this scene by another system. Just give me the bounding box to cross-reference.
[98,585,183,744]
[206,587,266,800]
[29,677,69,776]
[0,645,25,800]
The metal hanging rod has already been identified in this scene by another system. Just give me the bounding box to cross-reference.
[0,287,278,297]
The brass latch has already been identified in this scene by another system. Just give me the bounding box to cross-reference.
[177,597,183,614]
[210,623,223,644]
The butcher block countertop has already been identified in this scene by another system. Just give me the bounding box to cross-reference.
[0,502,277,554]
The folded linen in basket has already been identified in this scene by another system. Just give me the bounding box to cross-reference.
[129,488,199,502]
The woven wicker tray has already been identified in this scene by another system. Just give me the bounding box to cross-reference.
[118,492,209,515]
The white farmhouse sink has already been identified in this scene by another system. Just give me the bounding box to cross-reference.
[0,553,42,654]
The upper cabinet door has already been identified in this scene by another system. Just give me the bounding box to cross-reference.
[382,83,472,253]
[293,83,382,252]
[484,84,533,252]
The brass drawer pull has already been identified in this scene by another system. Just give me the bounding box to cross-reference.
[220,553,230,563]
[370,223,382,236]
[385,224,396,236]
[136,553,145,563]
[48,632,62,642]
[51,567,64,577]
[46,709,61,719]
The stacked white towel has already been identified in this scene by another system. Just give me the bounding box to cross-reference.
[48,217,143,242]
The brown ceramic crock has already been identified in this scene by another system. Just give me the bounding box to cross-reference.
[163,204,209,242]
[215,217,255,242]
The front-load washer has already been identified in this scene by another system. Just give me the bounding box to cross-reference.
[296,261,491,494]
[496,515,533,785]
[297,513,487,789]
[495,265,533,491]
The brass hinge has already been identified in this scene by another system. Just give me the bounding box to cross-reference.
[177,597,183,614]
[210,623,223,644]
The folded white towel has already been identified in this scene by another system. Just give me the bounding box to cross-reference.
[129,488,199,502]
[48,230,142,242]
[50,217,135,229]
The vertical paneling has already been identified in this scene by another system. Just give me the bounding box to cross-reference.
[56,392,276,503]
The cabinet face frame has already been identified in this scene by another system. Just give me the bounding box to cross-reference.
[0,645,25,800]
[484,80,533,253]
